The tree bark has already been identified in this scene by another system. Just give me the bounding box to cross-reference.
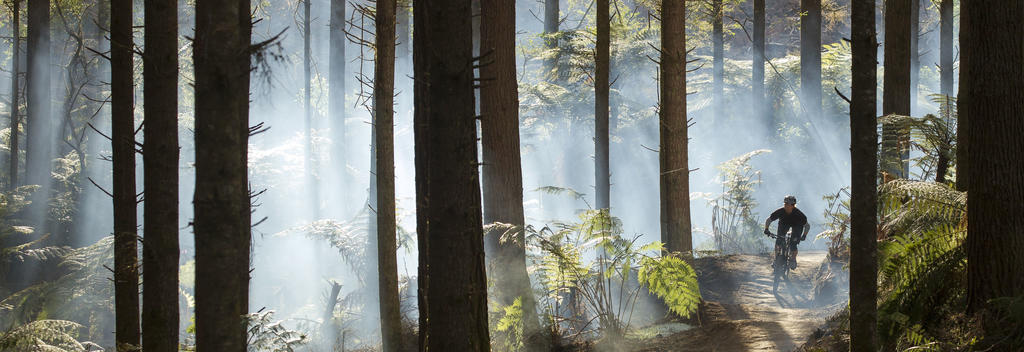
[26,0,52,232]
[939,0,953,99]
[374,0,402,348]
[8,0,20,190]
[752,0,765,128]
[330,0,347,215]
[193,0,252,349]
[304,0,320,220]
[543,0,559,75]
[480,0,541,335]
[142,0,179,349]
[712,0,723,123]
[110,0,141,349]
[800,0,821,119]
[881,0,910,179]
[413,0,491,347]
[908,0,919,117]
[595,0,609,211]
[660,0,691,255]
[849,0,878,349]
[962,0,1024,323]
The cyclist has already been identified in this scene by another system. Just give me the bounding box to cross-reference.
[763,195,809,269]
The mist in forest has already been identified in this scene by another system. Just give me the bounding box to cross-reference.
[0,0,960,348]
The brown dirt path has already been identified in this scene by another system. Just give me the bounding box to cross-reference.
[629,251,845,352]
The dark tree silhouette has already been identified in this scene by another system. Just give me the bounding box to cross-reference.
[939,0,953,99]
[373,0,401,348]
[480,0,540,334]
[193,0,252,349]
[908,0,919,116]
[660,0,691,255]
[712,0,723,122]
[752,0,765,127]
[961,0,1024,329]
[800,0,821,119]
[26,0,53,236]
[413,0,490,347]
[330,0,347,214]
[881,0,910,179]
[7,0,20,190]
[544,0,559,74]
[141,0,179,349]
[595,0,609,211]
[849,0,878,349]
[304,0,319,220]
[110,0,141,349]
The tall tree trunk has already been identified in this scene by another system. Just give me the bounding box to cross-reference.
[413,0,490,347]
[908,0,919,117]
[330,0,347,216]
[26,0,52,228]
[480,0,540,335]
[110,0,141,349]
[849,0,878,349]
[8,0,20,190]
[752,0,765,128]
[595,0,609,211]
[543,0,559,76]
[962,0,1024,325]
[712,0,723,123]
[304,0,319,220]
[193,0,251,349]
[660,0,691,255]
[938,0,954,186]
[939,0,953,99]
[374,0,401,348]
[142,0,179,349]
[800,0,821,119]
[881,0,910,179]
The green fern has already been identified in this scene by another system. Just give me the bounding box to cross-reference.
[0,319,96,352]
[637,255,701,318]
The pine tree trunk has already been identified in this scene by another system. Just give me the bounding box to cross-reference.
[908,0,919,117]
[595,0,609,211]
[8,0,20,190]
[142,0,179,349]
[881,0,910,179]
[849,0,878,349]
[660,0,691,255]
[712,0,723,123]
[330,0,347,215]
[110,0,141,349]
[413,0,490,347]
[939,0,954,186]
[304,0,319,220]
[193,0,251,349]
[543,0,559,75]
[26,0,52,228]
[939,0,953,98]
[480,0,540,334]
[961,0,1024,323]
[374,0,402,348]
[752,0,765,127]
[800,0,821,118]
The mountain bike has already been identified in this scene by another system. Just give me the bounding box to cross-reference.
[766,230,791,293]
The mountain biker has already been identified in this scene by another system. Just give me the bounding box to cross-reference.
[763,195,809,269]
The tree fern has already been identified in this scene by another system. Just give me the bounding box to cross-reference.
[637,255,701,318]
[0,319,94,352]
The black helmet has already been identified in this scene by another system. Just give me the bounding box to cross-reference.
[784,195,797,205]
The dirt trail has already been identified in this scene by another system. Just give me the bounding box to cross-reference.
[631,251,845,352]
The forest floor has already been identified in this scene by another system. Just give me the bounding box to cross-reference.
[622,251,848,352]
